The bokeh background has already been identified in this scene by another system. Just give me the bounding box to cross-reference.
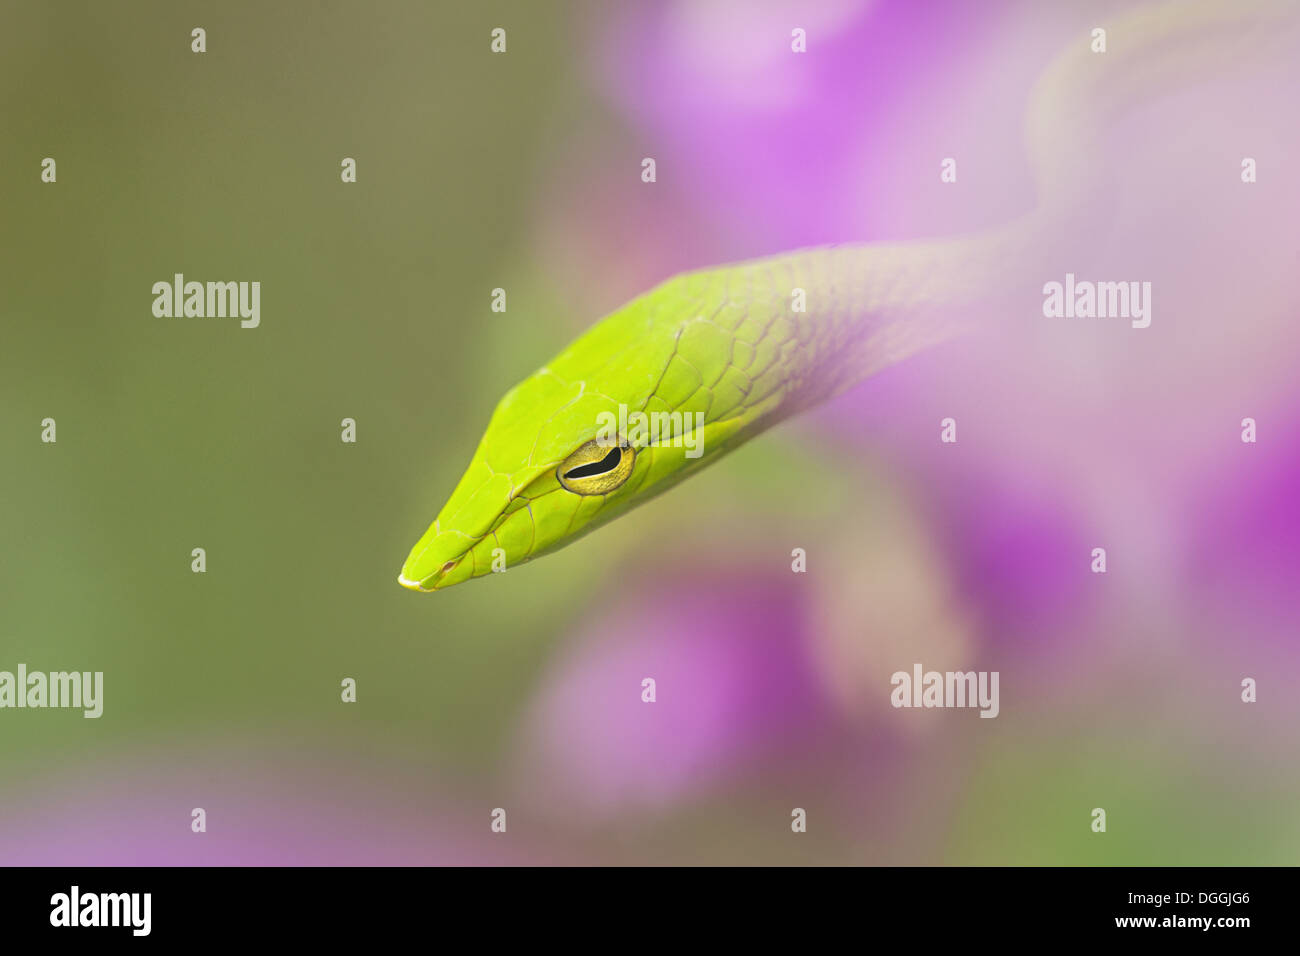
[2,0,1298,865]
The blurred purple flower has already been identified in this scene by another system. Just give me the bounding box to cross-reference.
[595,0,1021,251]
[513,568,833,816]
[0,747,547,866]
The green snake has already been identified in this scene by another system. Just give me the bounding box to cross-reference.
[399,0,1294,592]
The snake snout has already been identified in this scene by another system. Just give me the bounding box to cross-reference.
[398,523,475,592]
[397,557,461,593]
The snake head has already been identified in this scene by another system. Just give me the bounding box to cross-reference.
[396,373,646,592]
[397,273,788,592]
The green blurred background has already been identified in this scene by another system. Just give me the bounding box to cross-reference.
[3,1,612,765]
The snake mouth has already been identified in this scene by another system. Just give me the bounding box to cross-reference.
[396,556,464,592]
[398,509,487,593]
[397,571,434,592]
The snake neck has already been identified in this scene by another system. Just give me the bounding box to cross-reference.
[690,0,1300,425]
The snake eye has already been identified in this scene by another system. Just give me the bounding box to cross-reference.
[557,438,636,495]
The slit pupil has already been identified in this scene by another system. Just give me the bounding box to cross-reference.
[565,446,622,479]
